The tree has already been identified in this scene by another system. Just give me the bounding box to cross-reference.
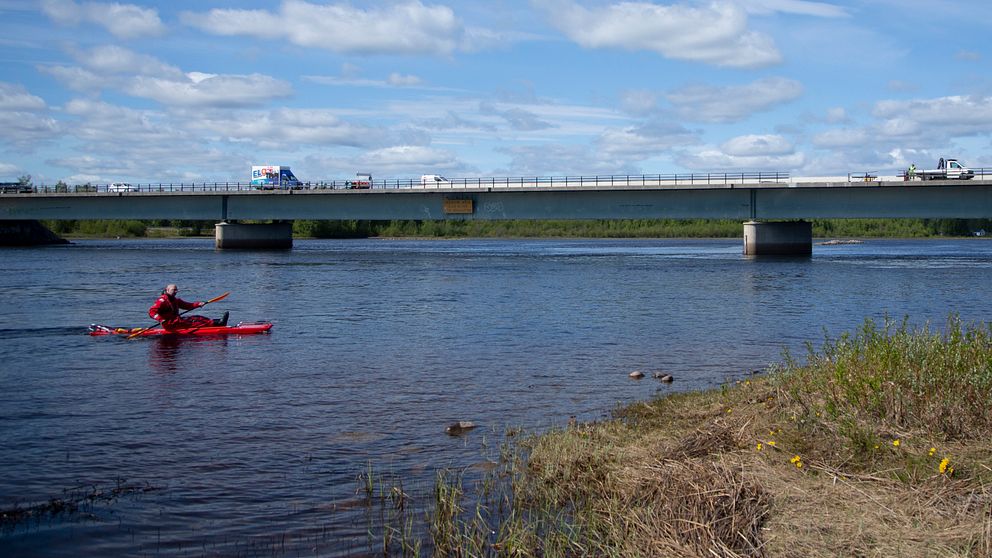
[16,174,32,187]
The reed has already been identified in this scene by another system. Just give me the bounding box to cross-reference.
[360,316,992,556]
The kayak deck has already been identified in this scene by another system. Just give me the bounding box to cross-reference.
[89,322,273,337]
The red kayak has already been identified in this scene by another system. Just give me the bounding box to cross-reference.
[89,321,273,337]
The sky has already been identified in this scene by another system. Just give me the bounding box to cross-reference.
[1,0,990,185]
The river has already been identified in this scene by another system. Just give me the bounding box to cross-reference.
[1,237,990,556]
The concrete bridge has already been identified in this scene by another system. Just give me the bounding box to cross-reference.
[2,174,991,254]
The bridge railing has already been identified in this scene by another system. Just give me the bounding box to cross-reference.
[24,172,791,194]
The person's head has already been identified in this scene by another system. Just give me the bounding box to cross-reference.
[164,284,178,296]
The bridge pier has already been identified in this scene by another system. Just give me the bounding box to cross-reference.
[743,220,811,256]
[215,221,293,249]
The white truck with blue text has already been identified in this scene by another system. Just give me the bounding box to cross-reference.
[251,165,302,189]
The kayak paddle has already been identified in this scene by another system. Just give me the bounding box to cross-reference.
[126,291,230,339]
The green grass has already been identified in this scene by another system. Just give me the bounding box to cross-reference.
[361,316,992,557]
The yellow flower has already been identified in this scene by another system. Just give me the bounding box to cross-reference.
[726,408,732,414]
[939,458,950,474]
[767,440,776,446]
[929,447,936,457]
[756,443,763,451]
[790,455,801,464]
[892,439,900,447]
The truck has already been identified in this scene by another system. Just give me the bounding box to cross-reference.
[419,174,451,187]
[907,158,975,181]
[344,172,372,189]
[251,165,302,189]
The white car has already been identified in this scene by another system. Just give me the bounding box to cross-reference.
[108,182,139,192]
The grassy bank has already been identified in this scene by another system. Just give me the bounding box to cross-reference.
[365,317,992,556]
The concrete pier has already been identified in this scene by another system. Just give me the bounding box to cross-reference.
[215,221,293,249]
[743,221,812,256]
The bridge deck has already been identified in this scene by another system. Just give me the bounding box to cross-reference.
[2,179,991,221]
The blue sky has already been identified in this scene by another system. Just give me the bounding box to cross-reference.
[1,0,990,185]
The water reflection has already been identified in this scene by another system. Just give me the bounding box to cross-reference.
[148,335,229,374]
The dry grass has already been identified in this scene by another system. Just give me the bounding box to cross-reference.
[364,317,992,556]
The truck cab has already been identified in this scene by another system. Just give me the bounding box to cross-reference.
[942,159,974,180]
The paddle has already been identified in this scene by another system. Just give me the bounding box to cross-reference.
[127,291,230,339]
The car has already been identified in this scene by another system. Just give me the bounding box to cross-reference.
[108,182,139,192]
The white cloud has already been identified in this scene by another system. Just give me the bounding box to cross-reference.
[597,121,701,159]
[71,45,183,79]
[619,90,658,116]
[356,145,460,171]
[40,0,165,39]
[497,143,635,176]
[0,83,60,147]
[181,0,462,56]
[874,95,992,136]
[679,147,806,171]
[479,102,555,131]
[387,73,423,87]
[721,134,794,156]
[536,0,781,68]
[739,0,849,18]
[0,82,47,111]
[824,107,849,124]
[667,77,803,123]
[40,46,292,107]
[812,128,869,148]
[185,107,402,149]
[125,74,292,108]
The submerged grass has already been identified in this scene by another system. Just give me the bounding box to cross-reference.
[363,316,992,556]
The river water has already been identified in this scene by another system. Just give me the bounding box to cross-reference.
[1,237,990,556]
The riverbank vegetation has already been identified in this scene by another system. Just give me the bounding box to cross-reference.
[362,317,992,556]
[42,218,992,239]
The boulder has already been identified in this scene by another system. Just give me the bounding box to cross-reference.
[445,421,477,435]
[629,370,645,379]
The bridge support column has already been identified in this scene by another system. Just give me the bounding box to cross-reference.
[743,220,811,256]
[215,221,293,250]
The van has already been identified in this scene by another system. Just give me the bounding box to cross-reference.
[108,182,138,192]
[420,174,451,187]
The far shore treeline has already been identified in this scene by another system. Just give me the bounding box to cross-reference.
[41,218,992,239]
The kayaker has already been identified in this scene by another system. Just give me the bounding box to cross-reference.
[149,284,228,329]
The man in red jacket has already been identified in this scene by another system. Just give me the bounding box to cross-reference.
[149,284,226,329]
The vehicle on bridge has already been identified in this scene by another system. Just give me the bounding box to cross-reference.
[108,182,138,192]
[908,158,974,181]
[251,165,302,189]
[0,181,33,194]
[419,174,451,187]
[345,173,372,189]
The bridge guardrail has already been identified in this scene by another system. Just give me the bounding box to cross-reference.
[23,172,791,194]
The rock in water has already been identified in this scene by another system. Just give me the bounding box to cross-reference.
[629,370,645,379]
[445,421,477,435]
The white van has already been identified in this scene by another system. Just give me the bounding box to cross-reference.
[108,182,138,192]
[419,174,451,187]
